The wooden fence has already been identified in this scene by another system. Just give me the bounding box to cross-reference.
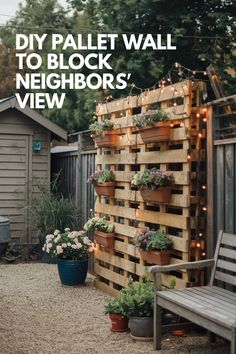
[94,80,207,295]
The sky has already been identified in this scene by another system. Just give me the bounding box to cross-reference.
[0,0,68,25]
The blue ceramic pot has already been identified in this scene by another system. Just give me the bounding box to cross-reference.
[57,258,88,286]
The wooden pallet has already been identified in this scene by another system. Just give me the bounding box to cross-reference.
[94,80,207,296]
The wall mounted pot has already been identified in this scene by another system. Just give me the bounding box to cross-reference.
[94,131,118,148]
[140,186,172,204]
[94,182,115,197]
[139,122,170,144]
[139,249,171,265]
[109,314,129,332]
[94,231,115,248]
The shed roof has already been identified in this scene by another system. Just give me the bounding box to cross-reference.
[0,96,67,140]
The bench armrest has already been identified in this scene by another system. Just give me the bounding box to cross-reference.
[149,259,215,274]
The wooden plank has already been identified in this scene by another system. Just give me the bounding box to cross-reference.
[0,178,25,186]
[114,171,189,185]
[0,162,26,170]
[225,144,235,233]
[96,201,188,229]
[217,259,236,273]
[96,80,192,114]
[0,155,26,163]
[94,264,127,287]
[215,271,236,286]
[0,147,26,155]
[219,247,236,260]
[0,139,26,148]
[0,185,25,193]
[97,149,188,165]
[216,146,225,234]
[221,232,236,247]
[94,279,119,297]
[114,189,189,207]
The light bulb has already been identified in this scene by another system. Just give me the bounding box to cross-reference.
[197,113,200,118]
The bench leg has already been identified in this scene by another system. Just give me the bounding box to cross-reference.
[231,329,236,354]
[154,298,162,350]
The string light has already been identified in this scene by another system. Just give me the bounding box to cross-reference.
[203,117,207,122]
[202,206,207,211]
[196,113,200,118]
[198,133,202,138]
[199,232,203,237]
[202,185,206,190]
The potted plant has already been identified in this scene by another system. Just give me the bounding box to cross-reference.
[89,118,118,148]
[104,295,129,332]
[121,277,154,339]
[88,169,115,197]
[133,228,172,265]
[43,228,94,286]
[131,168,174,204]
[84,217,115,248]
[133,109,170,144]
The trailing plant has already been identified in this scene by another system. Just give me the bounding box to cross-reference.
[133,228,172,252]
[84,217,115,233]
[133,109,169,128]
[120,276,154,317]
[131,168,174,190]
[42,228,94,260]
[89,118,114,137]
[27,177,81,240]
[88,169,115,184]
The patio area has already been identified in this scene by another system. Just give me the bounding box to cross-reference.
[0,263,229,354]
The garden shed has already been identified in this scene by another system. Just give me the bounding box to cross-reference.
[0,96,67,244]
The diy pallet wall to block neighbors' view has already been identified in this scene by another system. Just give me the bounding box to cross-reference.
[94,80,206,296]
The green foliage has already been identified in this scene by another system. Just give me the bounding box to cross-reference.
[104,295,128,315]
[83,217,115,233]
[133,228,173,251]
[89,118,114,137]
[43,229,94,260]
[120,277,154,317]
[132,168,174,190]
[88,169,115,184]
[28,178,81,239]
[133,109,169,128]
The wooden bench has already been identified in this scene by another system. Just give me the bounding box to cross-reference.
[149,231,236,354]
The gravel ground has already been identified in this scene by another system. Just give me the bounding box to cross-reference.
[0,263,230,354]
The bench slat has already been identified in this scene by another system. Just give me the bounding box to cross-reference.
[197,286,236,305]
[221,232,236,247]
[169,288,236,318]
[184,288,236,314]
[157,289,235,327]
[217,259,236,273]
[219,247,236,260]
[215,270,236,286]
[210,286,236,301]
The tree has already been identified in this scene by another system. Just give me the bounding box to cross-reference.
[69,0,236,94]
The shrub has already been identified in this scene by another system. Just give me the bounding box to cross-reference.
[131,168,174,190]
[133,228,172,251]
[88,169,115,184]
[133,109,169,128]
[84,217,115,233]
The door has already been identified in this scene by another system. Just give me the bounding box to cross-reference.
[0,134,31,243]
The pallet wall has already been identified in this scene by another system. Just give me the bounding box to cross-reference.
[94,80,207,296]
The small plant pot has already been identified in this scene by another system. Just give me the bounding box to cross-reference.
[139,249,171,265]
[109,314,129,332]
[94,231,115,248]
[94,131,118,148]
[129,317,153,340]
[139,122,170,144]
[140,186,172,204]
[94,182,115,197]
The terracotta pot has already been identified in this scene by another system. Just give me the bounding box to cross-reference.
[139,249,171,265]
[109,313,129,332]
[139,122,170,144]
[94,131,118,148]
[94,230,115,248]
[94,181,115,197]
[140,186,172,204]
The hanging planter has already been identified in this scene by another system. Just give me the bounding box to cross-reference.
[94,131,118,148]
[84,217,115,248]
[140,186,172,204]
[139,122,171,144]
[94,181,115,197]
[139,249,171,265]
[133,228,172,266]
[132,168,174,204]
[94,230,115,248]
